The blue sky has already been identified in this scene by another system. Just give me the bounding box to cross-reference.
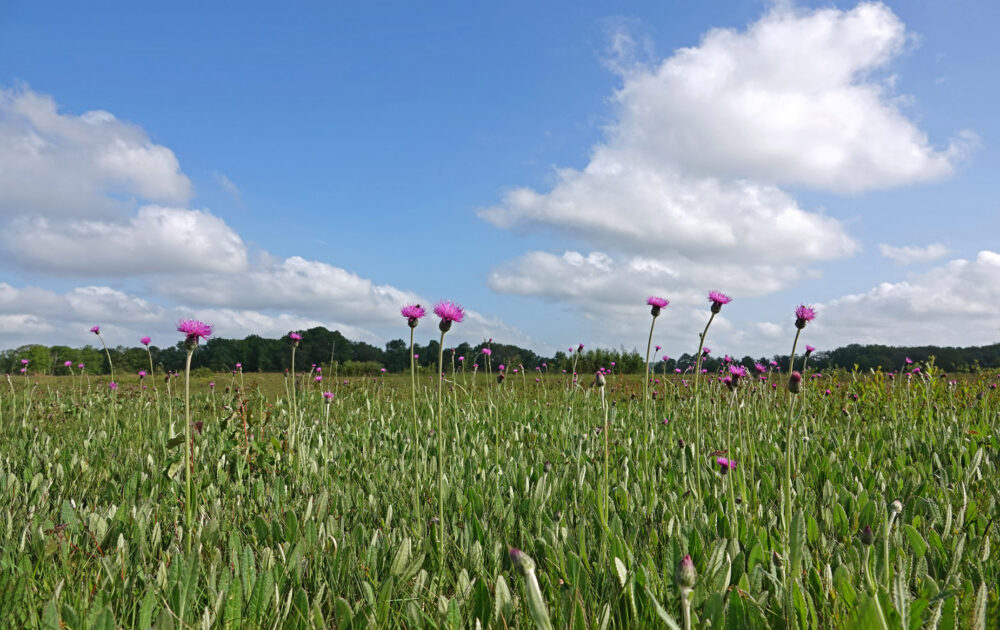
[1,1,999,358]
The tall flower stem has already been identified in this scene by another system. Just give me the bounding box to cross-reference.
[692,311,716,500]
[146,347,160,425]
[643,313,659,462]
[183,348,194,553]
[436,327,448,558]
[783,327,802,541]
[409,327,418,440]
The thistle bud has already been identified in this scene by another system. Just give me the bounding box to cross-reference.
[594,371,606,388]
[860,525,874,546]
[788,371,802,394]
[676,554,697,589]
[890,500,903,516]
[439,319,452,333]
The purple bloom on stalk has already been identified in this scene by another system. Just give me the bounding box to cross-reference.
[90,325,100,334]
[647,295,669,317]
[21,359,28,365]
[64,361,72,367]
[702,347,711,355]
[139,370,146,377]
[78,363,84,369]
[655,345,661,352]
[108,382,117,390]
[482,348,492,356]
[578,343,584,352]
[289,331,303,344]
[315,375,323,382]
[708,290,732,313]
[141,336,151,346]
[323,391,334,401]
[401,303,426,328]
[178,319,213,349]
[805,345,816,356]
[794,304,816,329]
[434,300,464,332]
[716,456,737,472]
[905,357,913,364]
[662,355,670,362]
[729,365,747,378]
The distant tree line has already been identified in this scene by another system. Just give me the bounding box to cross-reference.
[2,327,999,376]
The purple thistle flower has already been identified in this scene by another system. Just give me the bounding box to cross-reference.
[716,457,737,472]
[236,362,242,369]
[655,345,661,352]
[401,304,426,328]
[702,347,711,355]
[90,325,101,334]
[482,348,492,356]
[708,291,732,313]
[138,370,146,377]
[21,359,28,365]
[662,355,670,362]
[904,357,913,364]
[289,331,303,343]
[323,391,334,401]
[78,363,84,369]
[108,382,118,390]
[434,300,464,332]
[805,345,816,356]
[178,319,213,349]
[141,336,151,346]
[647,295,669,317]
[64,361,72,367]
[794,304,816,329]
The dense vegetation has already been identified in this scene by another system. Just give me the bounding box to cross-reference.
[1,358,997,627]
[4,327,1000,376]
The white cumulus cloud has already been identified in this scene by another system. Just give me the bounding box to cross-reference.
[878,243,948,265]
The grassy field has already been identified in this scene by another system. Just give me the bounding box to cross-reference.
[1,366,997,628]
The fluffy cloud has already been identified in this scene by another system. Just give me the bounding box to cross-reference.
[3,206,248,274]
[482,149,857,261]
[483,2,968,341]
[878,243,948,265]
[802,251,1000,348]
[0,86,191,217]
[613,2,973,192]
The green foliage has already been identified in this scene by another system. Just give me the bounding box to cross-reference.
[0,367,997,627]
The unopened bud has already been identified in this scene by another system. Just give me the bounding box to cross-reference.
[890,500,903,516]
[860,525,874,546]
[788,371,802,394]
[676,554,697,589]
[594,372,606,388]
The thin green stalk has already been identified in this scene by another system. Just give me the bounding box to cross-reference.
[436,327,448,559]
[183,349,193,553]
[692,311,716,500]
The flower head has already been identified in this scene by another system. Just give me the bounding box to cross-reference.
[64,360,72,367]
[90,325,101,335]
[433,300,464,333]
[702,347,711,356]
[676,554,697,589]
[794,304,816,329]
[108,382,118,390]
[805,345,816,356]
[647,295,669,317]
[288,332,303,345]
[716,456,737,472]
[323,391,334,401]
[139,370,146,377]
[788,370,803,394]
[708,291,732,313]
[178,319,213,349]
[140,336,151,346]
[401,304,426,328]
[482,348,492,356]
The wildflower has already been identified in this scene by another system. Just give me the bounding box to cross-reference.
[141,336,151,346]
[702,347,711,355]
[647,295,669,317]
[708,290,732,313]
[594,371,606,388]
[315,375,323,382]
[323,391,334,401]
[860,525,874,546]
[788,371,803,394]
[655,345,661,352]
[716,457,737,472]
[20,359,28,365]
[482,348,492,356]
[794,304,816,329]
[401,304,426,328]
[235,362,242,369]
[108,382,118,390]
[905,357,913,364]
[78,363,84,369]
[805,345,815,357]
[178,319,213,349]
[64,361,72,367]
[288,331,303,346]
[209,382,215,389]
[676,554,697,589]
[578,343,584,352]
[433,300,464,332]
[139,370,146,378]
[90,325,100,334]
